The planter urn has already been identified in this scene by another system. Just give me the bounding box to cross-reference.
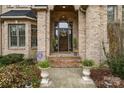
[82,67,92,81]
[39,67,51,87]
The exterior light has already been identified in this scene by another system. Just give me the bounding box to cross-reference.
[62,6,66,8]
[62,16,65,18]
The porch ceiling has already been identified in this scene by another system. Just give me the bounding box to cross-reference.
[54,5,75,11]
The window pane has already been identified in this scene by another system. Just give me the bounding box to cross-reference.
[31,25,37,47]
[107,5,116,22]
[18,25,25,47]
[9,25,17,47]
[10,25,17,36]
[59,22,68,28]
[122,6,124,22]
[19,36,25,46]
[18,25,25,36]
[11,36,17,46]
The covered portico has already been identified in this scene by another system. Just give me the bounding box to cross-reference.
[33,5,108,63]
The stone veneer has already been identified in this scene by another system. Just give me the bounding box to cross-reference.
[78,10,86,60]
[0,5,123,63]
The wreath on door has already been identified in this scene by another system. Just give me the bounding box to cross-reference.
[60,31,67,37]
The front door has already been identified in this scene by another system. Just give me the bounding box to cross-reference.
[54,21,73,52]
[59,29,68,51]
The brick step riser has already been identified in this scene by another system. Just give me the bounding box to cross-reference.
[48,57,81,63]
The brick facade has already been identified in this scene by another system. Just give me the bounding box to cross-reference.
[0,5,123,63]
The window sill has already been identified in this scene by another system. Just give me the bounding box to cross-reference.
[8,47,25,50]
[31,47,37,50]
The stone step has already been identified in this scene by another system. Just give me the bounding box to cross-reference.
[48,56,82,68]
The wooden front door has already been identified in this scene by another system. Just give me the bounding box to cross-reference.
[54,21,73,52]
[59,29,68,51]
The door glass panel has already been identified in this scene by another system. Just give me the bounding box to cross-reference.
[59,22,68,28]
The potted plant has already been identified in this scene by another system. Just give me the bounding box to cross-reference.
[51,37,57,52]
[73,37,78,56]
[37,59,51,87]
[81,59,95,81]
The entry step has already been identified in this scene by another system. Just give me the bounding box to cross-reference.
[48,56,82,68]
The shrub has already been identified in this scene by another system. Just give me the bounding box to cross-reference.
[37,59,50,68]
[0,64,40,88]
[0,56,2,59]
[0,64,27,88]
[0,53,24,65]
[82,59,94,67]
[19,58,35,65]
[106,55,124,79]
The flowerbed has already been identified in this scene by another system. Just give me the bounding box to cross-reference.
[90,68,124,88]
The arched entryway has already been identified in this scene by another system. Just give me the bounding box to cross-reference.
[50,5,78,53]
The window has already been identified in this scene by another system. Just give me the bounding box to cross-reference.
[31,25,37,48]
[8,24,25,47]
[107,5,117,22]
[122,6,124,22]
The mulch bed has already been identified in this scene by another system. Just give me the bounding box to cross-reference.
[90,68,124,88]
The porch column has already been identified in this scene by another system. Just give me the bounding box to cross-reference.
[78,10,86,60]
[46,10,50,56]
[25,22,31,58]
[37,10,47,61]
[86,6,101,63]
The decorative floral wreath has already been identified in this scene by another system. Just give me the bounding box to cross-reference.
[60,31,67,37]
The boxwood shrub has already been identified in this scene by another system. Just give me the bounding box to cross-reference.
[0,53,24,65]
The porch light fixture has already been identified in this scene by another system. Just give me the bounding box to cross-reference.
[62,6,66,8]
[62,15,65,18]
